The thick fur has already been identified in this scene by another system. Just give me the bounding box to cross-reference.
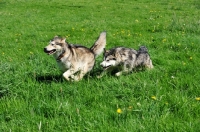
[44,32,106,81]
[100,46,153,76]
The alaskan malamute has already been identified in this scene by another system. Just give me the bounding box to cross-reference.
[100,46,153,76]
[44,32,106,81]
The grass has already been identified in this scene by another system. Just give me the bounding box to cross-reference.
[0,0,200,131]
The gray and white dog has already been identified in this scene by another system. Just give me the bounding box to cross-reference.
[100,46,153,76]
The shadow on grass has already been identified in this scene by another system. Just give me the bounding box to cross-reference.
[35,74,64,83]
[35,67,148,83]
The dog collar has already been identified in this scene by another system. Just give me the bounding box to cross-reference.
[56,50,65,61]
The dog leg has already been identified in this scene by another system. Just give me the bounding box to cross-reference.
[63,69,77,81]
[115,63,131,76]
[74,72,86,81]
[72,68,87,81]
[146,60,154,69]
[115,71,123,76]
[97,70,108,78]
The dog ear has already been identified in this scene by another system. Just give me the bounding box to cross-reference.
[103,48,109,56]
[60,38,66,43]
[104,48,109,53]
[114,52,121,61]
[103,48,106,53]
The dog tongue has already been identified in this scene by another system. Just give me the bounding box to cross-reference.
[48,51,54,55]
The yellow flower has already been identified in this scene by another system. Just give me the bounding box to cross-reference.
[117,108,122,114]
[151,96,157,100]
[189,57,192,60]
[195,97,200,101]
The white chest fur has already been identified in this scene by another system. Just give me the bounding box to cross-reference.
[56,60,71,72]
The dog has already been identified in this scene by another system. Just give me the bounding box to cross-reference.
[99,46,153,77]
[44,31,106,81]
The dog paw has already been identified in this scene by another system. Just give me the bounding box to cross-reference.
[97,75,103,78]
[115,72,122,76]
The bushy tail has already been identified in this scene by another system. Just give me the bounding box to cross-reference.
[138,46,148,53]
[90,31,106,57]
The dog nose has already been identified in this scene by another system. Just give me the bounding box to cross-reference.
[44,48,47,52]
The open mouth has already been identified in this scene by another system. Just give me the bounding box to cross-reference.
[44,49,56,55]
[102,65,112,70]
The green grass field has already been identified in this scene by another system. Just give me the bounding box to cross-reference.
[1,0,200,131]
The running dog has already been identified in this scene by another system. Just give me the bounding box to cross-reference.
[44,32,106,81]
[99,46,153,76]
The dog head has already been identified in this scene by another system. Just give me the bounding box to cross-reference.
[44,36,66,55]
[100,48,119,70]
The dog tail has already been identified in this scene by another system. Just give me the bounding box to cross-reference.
[138,46,148,53]
[90,31,106,58]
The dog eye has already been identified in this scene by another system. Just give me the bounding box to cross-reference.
[56,43,62,46]
[112,58,116,60]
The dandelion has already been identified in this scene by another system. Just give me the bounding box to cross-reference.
[117,108,122,114]
[151,96,157,100]
[195,97,200,101]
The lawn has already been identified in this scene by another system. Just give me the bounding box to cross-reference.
[0,0,200,131]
